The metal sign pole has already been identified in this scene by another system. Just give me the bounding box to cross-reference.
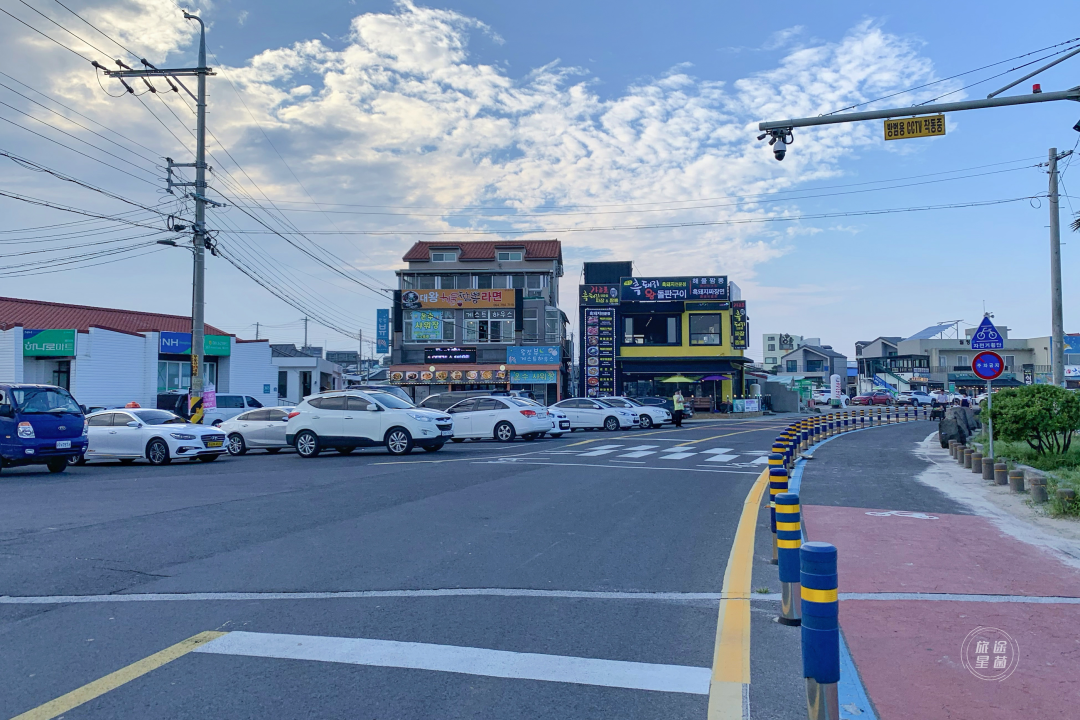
[987,379,993,461]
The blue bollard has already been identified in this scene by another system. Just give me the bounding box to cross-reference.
[801,541,840,720]
[767,456,787,565]
[776,492,801,626]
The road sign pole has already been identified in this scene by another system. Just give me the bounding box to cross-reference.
[987,379,993,461]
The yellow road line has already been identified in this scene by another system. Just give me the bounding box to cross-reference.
[11,631,227,720]
[707,468,769,719]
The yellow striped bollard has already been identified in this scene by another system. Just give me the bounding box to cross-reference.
[802,542,840,720]
[776,492,802,626]
[768,452,787,565]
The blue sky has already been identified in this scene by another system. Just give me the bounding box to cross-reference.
[1,0,1079,360]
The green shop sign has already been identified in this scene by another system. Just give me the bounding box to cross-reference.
[23,328,77,357]
[159,331,232,356]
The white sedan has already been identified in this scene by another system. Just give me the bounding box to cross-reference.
[597,397,670,429]
[219,407,292,455]
[446,396,552,442]
[548,398,639,431]
[82,409,227,465]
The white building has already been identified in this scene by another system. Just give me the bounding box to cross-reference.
[271,344,345,404]
[0,296,277,409]
[761,333,807,371]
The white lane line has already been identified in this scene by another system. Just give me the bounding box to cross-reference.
[610,460,647,464]
[622,445,659,451]
[703,454,739,463]
[579,445,623,450]
[477,459,760,474]
[578,448,624,457]
[661,446,695,451]
[617,451,658,458]
[743,451,771,456]
[750,456,771,465]
[194,631,712,695]
[701,448,734,454]
[658,452,696,460]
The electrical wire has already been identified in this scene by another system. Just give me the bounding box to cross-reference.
[0,245,166,278]
[0,6,94,62]
[916,43,1080,106]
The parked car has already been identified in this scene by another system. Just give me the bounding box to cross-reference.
[548,397,639,431]
[545,405,571,437]
[156,392,265,425]
[286,391,453,457]
[219,407,293,455]
[344,384,413,404]
[851,390,894,406]
[897,391,934,407]
[81,408,227,465]
[0,384,87,475]
[598,396,671,429]
[629,396,694,419]
[445,396,552,442]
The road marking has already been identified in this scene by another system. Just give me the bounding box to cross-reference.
[750,456,770,465]
[707,467,769,719]
[9,631,226,720]
[622,445,659,451]
[676,425,790,447]
[578,446,624,456]
[701,448,734,454]
[662,445,696,451]
[476,459,760,474]
[617,450,658,458]
[659,452,696,460]
[193,631,712,695]
[610,459,647,464]
[703,454,739,463]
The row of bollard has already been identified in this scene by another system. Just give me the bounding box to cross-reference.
[947,437,1053,503]
[770,418,841,719]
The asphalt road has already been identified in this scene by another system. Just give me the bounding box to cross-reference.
[0,417,794,719]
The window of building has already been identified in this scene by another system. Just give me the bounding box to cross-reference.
[464,319,514,343]
[806,359,824,372]
[416,275,437,289]
[400,274,416,289]
[1004,355,1015,369]
[689,314,721,345]
[511,274,526,290]
[497,251,523,261]
[526,274,544,289]
[524,308,538,343]
[404,311,455,342]
[939,354,948,367]
[430,251,457,262]
[157,360,216,392]
[493,275,509,289]
[767,336,776,342]
[765,357,777,365]
[52,360,70,391]
[477,274,493,289]
[623,315,679,345]
[545,308,560,344]
[768,344,775,352]
[278,370,288,398]
[786,360,798,372]
[956,355,969,367]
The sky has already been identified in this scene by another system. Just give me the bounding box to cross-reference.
[1,0,1079,361]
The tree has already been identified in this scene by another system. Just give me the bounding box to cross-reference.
[983,384,1080,455]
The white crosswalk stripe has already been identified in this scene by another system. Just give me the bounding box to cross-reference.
[750,456,771,465]
[701,448,733,454]
[618,451,658,458]
[658,452,697,460]
[703,454,739,462]
[661,446,695,451]
[578,446,625,456]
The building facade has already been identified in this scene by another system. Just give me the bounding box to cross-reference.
[761,332,804,371]
[271,345,345,403]
[774,344,848,385]
[579,262,750,402]
[0,296,277,410]
[388,241,570,404]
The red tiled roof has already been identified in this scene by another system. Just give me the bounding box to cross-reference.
[402,240,562,263]
[0,296,227,336]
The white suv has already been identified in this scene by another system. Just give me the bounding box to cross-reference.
[286,391,453,457]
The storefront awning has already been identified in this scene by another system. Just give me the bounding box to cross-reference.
[618,357,748,375]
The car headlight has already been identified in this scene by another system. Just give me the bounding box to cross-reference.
[407,412,434,422]
[170,433,197,440]
[17,421,34,439]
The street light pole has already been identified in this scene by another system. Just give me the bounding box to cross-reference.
[1050,148,1065,387]
[190,13,209,416]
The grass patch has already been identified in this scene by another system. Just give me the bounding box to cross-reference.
[972,434,1080,517]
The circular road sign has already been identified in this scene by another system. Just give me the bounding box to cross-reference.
[972,351,1004,381]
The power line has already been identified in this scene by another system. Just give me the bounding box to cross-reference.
[0,6,94,63]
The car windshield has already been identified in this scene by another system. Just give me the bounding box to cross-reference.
[620,397,644,407]
[371,393,416,410]
[10,387,82,414]
[131,410,186,425]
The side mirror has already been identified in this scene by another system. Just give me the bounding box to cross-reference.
[0,404,13,418]
[366,404,379,412]
[126,421,140,428]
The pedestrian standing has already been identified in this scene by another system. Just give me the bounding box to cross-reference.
[672,390,685,428]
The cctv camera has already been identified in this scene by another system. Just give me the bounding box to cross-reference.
[774,145,786,161]
[1074,118,1080,133]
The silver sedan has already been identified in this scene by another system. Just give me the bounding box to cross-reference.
[218,407,293,455]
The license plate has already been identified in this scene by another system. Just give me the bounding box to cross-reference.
[56,440,71,449]
[560,422,570,429]
[207,441,223,448]
[441,430,453,436]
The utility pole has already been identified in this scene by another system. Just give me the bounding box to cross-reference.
[303,317,309,349]
[255,322,260,340]
[105,11,216,421]
[1050,148,1066,387]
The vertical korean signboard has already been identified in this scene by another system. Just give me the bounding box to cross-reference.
[376,309,390,354]
[730,300,748,349]
[584,308,616,397]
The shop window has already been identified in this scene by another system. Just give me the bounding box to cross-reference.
[464,319,514,343]
[689,314,721,346]
[786,360,798,372]
[157,360,216,392]
[524,309,539,343]
[623,315,679,345]
[477,274,493,289]
[511,275,525,290]
[52,360,71,391]
[416,275,437,289]
[497,251,523,261]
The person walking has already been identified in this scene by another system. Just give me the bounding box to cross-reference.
[672,389,685,428]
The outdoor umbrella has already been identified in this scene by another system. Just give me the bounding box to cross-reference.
[700,375,730,410]
[658,375,697,383]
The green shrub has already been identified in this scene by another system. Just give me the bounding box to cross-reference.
[982,385,1080,455]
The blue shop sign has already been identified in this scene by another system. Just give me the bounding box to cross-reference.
[507,346,561,365]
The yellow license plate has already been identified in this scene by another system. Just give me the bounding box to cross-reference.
[207,441,223,447]
[884,114,945,141]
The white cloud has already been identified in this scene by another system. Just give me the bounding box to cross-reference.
[0,1,957,347]
[238,10,249,27]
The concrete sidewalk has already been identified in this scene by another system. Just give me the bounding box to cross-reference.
[798,421,1080,720]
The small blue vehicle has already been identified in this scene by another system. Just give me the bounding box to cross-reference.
[0,384,88,475]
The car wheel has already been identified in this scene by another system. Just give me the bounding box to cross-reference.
[912,400,920,407]
[147,439,171,466]
[337,447,356,455]
[265,448,281,454]
[494,421,516,442]
[228,433,247,456]
[68,454,86,466]
[46,458,68,474]
[423,443,444,453]
[451,438,466,443]
[639,415,654,429]
[295,431,321,459]
[385,427,413,455]
[549,433,563,438]
[198,455,219,462]
[603,416,619,431]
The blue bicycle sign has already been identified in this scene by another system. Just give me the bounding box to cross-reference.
[971,316,1004,350]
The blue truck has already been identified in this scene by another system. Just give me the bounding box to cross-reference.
[0,384,88,475]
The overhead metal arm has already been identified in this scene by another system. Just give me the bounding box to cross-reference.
[987,46,1080,98]
[758,87,1080,132]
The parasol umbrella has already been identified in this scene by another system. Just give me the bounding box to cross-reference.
[658,375,697,383]
[700,375,730,411]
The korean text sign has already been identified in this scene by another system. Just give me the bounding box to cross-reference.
[376,309,390,353]
[401,289,516,309]
[730,301,748,349]
[507,346,561,365]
